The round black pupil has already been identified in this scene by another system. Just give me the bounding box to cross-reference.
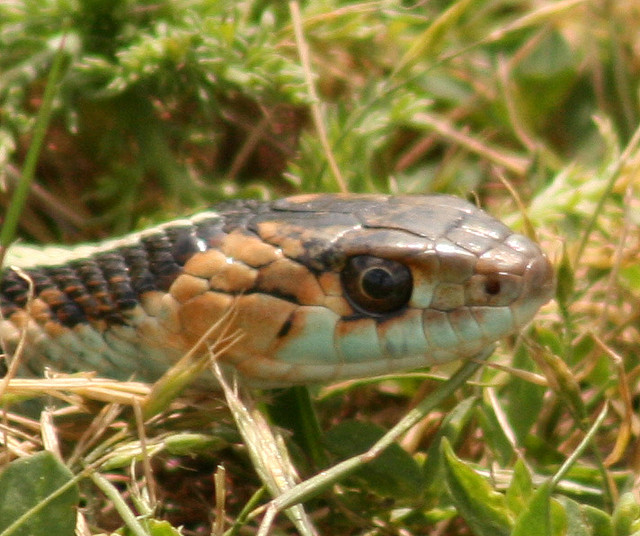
[362,268,394,299]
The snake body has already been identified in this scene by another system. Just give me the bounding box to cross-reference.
[0,194,554,385]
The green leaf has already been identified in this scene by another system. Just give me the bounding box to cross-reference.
[512,480,567,536]
[266,386,328,468]
[0,452,79,536]
[118,518,182,536]
[580,504,613,536]
[613,492,640,536]
[441,438,512,536]
[505,459,534,513]
[556,245,575,313]
[619,265,640,296]
[324,420,425,500]
[422,396,477,492]
[504,344,547,443]
[558,496,610,536]
[512,480,552,536]
[477,402,515,466]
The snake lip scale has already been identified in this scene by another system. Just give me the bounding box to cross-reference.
[1,194,554,386]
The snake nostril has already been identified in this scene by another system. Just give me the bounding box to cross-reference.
[484,278,502,296]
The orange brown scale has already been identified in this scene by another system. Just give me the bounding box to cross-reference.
[209,262,258,294]
[1,194,554,384]
[229,294,298,357]
[178,291,234,346]
[221,230,282,267]
[255,259,324,305]
[169,274,210,304]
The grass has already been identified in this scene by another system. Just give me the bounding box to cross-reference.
[1,0,640,534]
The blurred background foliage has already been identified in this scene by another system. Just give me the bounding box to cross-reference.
[2,0,636,240]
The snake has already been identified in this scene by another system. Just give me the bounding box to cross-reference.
[0,193,554,386]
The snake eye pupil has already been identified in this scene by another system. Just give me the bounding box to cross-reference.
[342,255,412,316]
[361,267,394,299]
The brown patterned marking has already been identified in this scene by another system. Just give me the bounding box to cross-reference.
[209,262,257,293]
[25,298,52,324]
[257,259,324,305]
[221,230,281,267]
[323,296,352,317]
[317,271,342,296]
[90,318,109,334]
[44,319,71,339]
[6,309,30,331]
[38,287,68,309]
[183,249,229,279]
[68,291,100,318]
[137,317,186,354]
[232,294,297,355]
[255,221,306,259]
[178,291,234,347]
[169,274,210,303]
[156,296,182,334]
[139,290,166,317]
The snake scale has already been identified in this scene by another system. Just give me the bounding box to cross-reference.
[0,194,554,385]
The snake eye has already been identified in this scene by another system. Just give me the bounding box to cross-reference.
[341,255,412,315]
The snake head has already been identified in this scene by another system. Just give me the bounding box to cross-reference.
[230,194,554,384]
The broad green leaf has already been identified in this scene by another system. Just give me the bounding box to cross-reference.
[266,386,327,468]
[118,519,182,535]
[505,344,547,443]
[441,438,512,536]
[0,451,79,536]
[557,496,615,536]
[422,396,477,491]
[324,420,425,500]
[512,480,552,536]
[580,504,613,536]
[477,402,515,466]
[613,492,640,536]
[512,480,566,536]
[505,459,534,513]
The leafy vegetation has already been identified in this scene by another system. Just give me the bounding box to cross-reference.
[1,0,640,534]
